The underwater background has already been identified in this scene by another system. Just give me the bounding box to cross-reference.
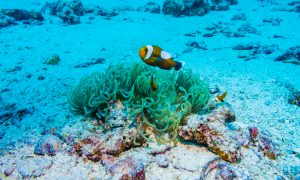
[0,0,300,179]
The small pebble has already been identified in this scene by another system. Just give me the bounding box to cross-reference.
[4,166,15,176]
[155,155,169,168]
[34,134,61,156]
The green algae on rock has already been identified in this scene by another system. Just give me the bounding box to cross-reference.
[43,55,61,65]
[68,63,211,144]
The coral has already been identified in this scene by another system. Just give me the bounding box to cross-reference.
[43,54,61,65]
[34,134,62,156]
[231,13,247,21]
[68,63,211,143]
[178,103,241,162]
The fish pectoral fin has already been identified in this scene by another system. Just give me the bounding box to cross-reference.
[153,57,164,62]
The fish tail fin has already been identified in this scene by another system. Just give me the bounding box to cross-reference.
[175,61,186,71]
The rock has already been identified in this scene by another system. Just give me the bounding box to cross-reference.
[147,143,171,155]
[42,0,84,24]
[292,147,300,158]
[102,154,147,179]
[73,127,144,162]
[249,127,259,141]
[162,0,210,17]
[4,166,15,176]
[155,154,169,168]
[0,131,5,140]
[263,18,282,26]
[210,0,230,11]
[74,58,106,68]
[0,106,33,126]
[0,15,16,28]
[209,0,237,11]
[237,23,260,35]
[275,46,300,65]
[233,32,246,37]
[1,9,44,21]
[246,128,279,160]
[202,33,214,37]
[171,146,218,172]
[17,157,53,178]
[178,103,240,162]
[185,40,208,51]
[137,2,161,14]
[253,44,278,55]
[0,111,13,125]
[43,54,60,65]
[34,134,62,156]
[288,91,300,106]
[231,13,247,21]
[204,22,235,37]
[201,158,251,179]
[96,7,118,17]
[213,103,236,123]
[209,85,220,94]
[233,43,260,50]
[283,165,300,179]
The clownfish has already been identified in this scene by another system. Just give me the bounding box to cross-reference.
[139,45,185,71]
[215,91,227,102]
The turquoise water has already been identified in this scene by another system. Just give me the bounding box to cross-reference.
[0,0,299,179]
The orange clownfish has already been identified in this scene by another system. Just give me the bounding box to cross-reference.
[139,45,185,71]
[215,91,227,102]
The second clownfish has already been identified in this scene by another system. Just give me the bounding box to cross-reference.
[139,45,185,71]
